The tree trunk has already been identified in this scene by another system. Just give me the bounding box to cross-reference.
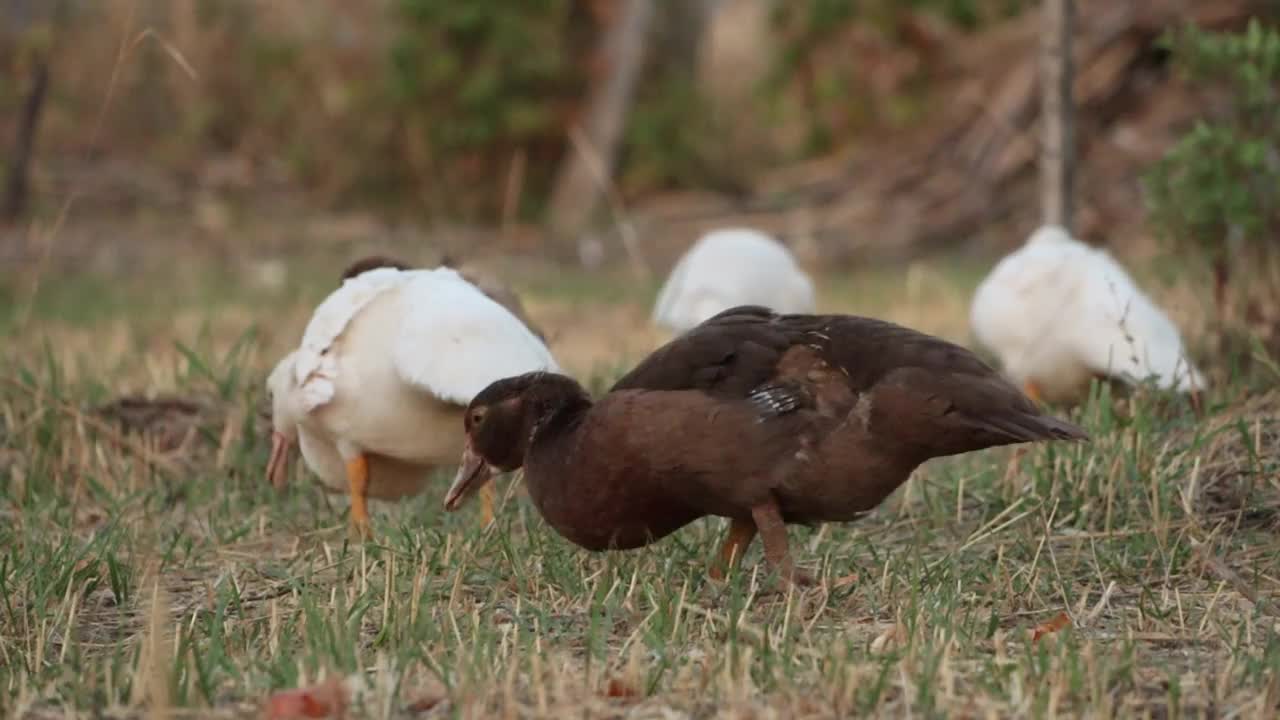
[1039,0,1074,231]
[546,0,655,245]
[2,55,50,223]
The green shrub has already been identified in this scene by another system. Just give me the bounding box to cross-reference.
[1144,19,1280,304]
[765,0,1030,155]
[389,0,585,218]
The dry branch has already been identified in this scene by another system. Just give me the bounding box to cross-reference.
[1039,0,1075,230]
[547,0,655,245]
[2,55,49,223]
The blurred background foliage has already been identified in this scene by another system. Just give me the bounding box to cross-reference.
[0,0,1042,216]
[1144,19,1280,307]
[0,0,1275,262]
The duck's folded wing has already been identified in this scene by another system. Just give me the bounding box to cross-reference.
[810,316,1088,451]
[869,366,1088,457]
[293,267,406,411]
[1067,270,1203,391]
[392,270,559,405]
[614,305,798,395]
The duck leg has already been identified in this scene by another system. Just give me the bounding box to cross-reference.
[345,454,373,540]
[750,500,815,588]
[709,518,758,581]
[1022,380,1043,404]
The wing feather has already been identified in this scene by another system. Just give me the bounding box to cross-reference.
[1066,252,1204,391]
[392,269,559,405]
[293,267,406,411]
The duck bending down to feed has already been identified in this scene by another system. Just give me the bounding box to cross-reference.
[266,265,558,538]
[970,225,1206,406]
[652,228,816,333]
[340,254,547,340]
[443,305,1087,587]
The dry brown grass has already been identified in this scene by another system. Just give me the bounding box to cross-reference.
[2,212,1280,718]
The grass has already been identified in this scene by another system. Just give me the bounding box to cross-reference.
[2,226,1279,718]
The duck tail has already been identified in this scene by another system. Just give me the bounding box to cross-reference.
[966,410,1089,448]
[1030,413,1090,442]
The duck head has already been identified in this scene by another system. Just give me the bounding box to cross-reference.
[264,351,303,490]
[444,372,591,511]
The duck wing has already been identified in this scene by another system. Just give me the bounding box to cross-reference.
[614,307,1086,456]
[392,269,559,406]
[811,315,1089,456]
[614,305,809,395]
[292,267,407,412]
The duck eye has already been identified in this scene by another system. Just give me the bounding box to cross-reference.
[470,409,486,426]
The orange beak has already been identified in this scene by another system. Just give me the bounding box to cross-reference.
[266,431,293,490]
[444,439,493,512]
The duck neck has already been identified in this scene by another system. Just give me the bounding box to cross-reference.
[524,384,592,454]
[516,380,593,510]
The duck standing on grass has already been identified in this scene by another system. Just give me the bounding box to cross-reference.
[266,264,558,539]
[444,305,1086,587]
[339,255,547,341]
[970,225,1206,405]
[652,228,816,333]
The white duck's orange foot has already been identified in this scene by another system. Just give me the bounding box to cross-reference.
[1022,380,1044,404]
[349,513,373,541]
[346,454,373,541]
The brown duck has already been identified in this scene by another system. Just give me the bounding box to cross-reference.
[444,306,1087,586]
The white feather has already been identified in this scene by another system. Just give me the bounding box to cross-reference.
[293,267,406,412]
[652,228,816,331]
[970,225,1205,400]
[292,266,557,412]
[391,269,559,405]
[266,265,559,500]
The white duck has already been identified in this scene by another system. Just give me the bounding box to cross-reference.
[970,224,1206,405]
[652,228,816,332]
[266,265,558,537]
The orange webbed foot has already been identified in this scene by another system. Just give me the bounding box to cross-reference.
[710,517,758,581]
[1022,380,1044,404]
[346,454,373,541]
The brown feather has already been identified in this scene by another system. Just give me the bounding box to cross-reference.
[460,305,1087,569]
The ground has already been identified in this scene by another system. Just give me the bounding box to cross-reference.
[1,213,1278,719]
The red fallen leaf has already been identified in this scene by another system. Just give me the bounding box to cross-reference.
[1030,611,1072,643]
[602,677,640,700]
[405,675,448,713]
[406,691,446,713]
[262,676,349,719]
[832,573,860,589]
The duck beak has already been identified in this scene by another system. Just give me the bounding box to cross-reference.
[266,431,293,490]
[444,440,492,512]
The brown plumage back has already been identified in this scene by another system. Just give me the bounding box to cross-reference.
[614,305,1087,461]
[340,255,411,280]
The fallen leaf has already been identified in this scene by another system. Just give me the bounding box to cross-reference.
[406,694,445,713]
[602,676,640,700]
[832,573,860,589]
[262,675,349,719]
[405,677,448,714]
[1030,611,1072,643]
